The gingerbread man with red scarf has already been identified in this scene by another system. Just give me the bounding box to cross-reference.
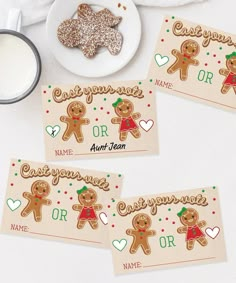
[60,101,90,143]
[111,98,141,141]
[72,186,102,229]
[167,39,200,81]
[126,213,156,255]
[177,207,208,250]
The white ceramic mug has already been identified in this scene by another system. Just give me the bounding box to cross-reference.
[0,9,41,104]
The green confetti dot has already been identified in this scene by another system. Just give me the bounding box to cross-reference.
[150,79,153,82]
[159,218,162,221]
[172,16,175,19]
[107,174,110,177]
[213,186,216,189]
[166,29,170,32]
[18,159,21,162]
[104,98,107,101]
[168,208,171,211]
[58,190,61,193]
[206,52,210,55]
[113,213,116,216]
[112,199,115,203]
[69,183,72,186]
[14,173,18,176]
[93,107,96,110]
[219,47,222,50]
[202,189,205,193]
[118,174,122,177]
[48,99,51,103]
[138,81,142,85]
[48,85,51,88]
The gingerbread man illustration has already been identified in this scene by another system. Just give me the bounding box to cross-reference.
[177,207,208,250]
[72,186,102,229]
[167,39,200,81]
[111,98,141,141]
[60,101,90,143]
[126,213,156,255]
[21,180,51,222]
[219,52,236,94]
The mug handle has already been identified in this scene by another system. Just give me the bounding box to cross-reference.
[6,8,22,32]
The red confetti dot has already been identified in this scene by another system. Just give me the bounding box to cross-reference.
[115,185,119,189]
[165,217,168,221]
[161,229,164,232]
[161,39,164,42]
[43,90,46,94]
[112,224,115,228]
[213,198,216,201]
[100,107,103,110]
[212,211,215,214]
[165,19,168,22]
[46,110,49,114]
[70,197,73,200]
[107,111,110,115]
[147,104,151,107]
[95,118,98,121]
[213,54,216,57]
[64,191,67,194]
[205,63,208,66]
[108,205,111,208]
[149,91,152,94]
[218,61,221,64]
[12,163,15,167]
[57,201,60,204]
[172,221,175,224]
[10,183,14,186]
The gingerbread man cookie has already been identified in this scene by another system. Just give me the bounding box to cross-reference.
[126,213,156,255]
[21,180,51,222]
[57,4,123,58]
[111,98,141,141]
[60,101,90,143]
[219,52,236,94]
[72,186,102,229]
[167,39,200,81]
[177,207,208,250]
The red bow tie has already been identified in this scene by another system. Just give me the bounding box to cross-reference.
[73,117,80,121]
[183,54,191,59]
[35,195,42,199]
[138,229,146,232]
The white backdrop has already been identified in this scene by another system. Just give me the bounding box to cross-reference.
[0,0,236,282]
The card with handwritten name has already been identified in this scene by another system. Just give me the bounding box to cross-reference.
[41,80,158,160]
[148,15,236,111]
[1,159,123,248]
[107,187,226,274]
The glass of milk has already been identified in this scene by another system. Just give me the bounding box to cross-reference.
[0,9,41,104]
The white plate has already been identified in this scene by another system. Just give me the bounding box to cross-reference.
[46,0,141,77]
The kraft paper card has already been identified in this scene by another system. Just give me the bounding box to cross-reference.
[107,187,226,274]
[41,80,158,161]
[1,159,123,248]
[148,15,236,111]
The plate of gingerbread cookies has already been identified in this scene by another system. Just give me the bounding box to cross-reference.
[46,0,141,77]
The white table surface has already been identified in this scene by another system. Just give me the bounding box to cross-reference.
[0,0,236,282]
